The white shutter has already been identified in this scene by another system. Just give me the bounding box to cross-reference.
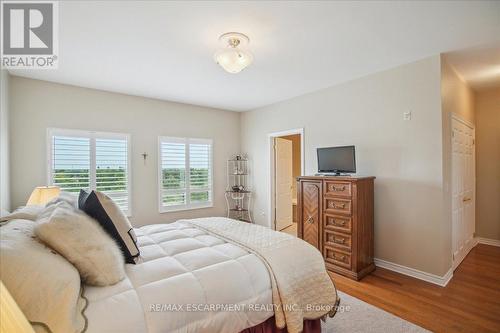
[189,140,212,203]
[48,129,131,215]
[51,136,91,193]
[159,137,212,212]
[160,138,187,208]
[96,138,129,212]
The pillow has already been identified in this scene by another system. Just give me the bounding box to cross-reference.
[0,219,87,333]
[37,200,76,221]
[45,191,78,209]
[35,206,126,286]
[0,205,45,222]
[78,190,139,264]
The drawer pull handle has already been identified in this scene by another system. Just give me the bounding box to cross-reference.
[306,216,314,224]
[331,203,346,209]
[334,237,346,244]
[333,220,346,226]
[331,186,346,191]
[334,254,346,261]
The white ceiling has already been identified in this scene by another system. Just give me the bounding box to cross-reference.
[444,45,500,91]
[9,1,500,111]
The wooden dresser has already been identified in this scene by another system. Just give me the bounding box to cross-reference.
[297,175,375,280]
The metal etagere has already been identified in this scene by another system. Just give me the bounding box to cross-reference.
[225,155,253,223]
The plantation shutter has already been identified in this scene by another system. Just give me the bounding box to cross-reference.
[96,138,129,212]
[160,139,187,208]
[159,137,212,212]
[49,129,131,215]
[51,136,91,193]
[189,140,212,203]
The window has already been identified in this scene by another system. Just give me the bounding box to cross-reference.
[48,128,131,215]
[158,137,212,212]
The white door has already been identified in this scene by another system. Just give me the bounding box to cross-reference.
[452,117,475,270]
[275,138,293,231]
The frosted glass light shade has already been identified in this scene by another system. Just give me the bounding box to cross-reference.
[214,48,253,74]
[27,186,60,205]
[214,32,253,74]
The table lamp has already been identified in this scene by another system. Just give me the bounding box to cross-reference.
[26,186,61,205]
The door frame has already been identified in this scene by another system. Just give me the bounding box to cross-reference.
[450,113,476,270]
[268,128,305,230]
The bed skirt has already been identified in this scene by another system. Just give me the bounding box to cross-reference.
[240,316,321,333]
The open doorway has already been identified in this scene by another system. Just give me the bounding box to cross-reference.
[268,129,304,236]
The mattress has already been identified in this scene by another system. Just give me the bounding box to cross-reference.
[84,221,274,333]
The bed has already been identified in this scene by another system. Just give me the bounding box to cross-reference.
[1,208,338,333]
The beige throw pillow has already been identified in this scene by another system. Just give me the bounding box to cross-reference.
[35,206,125,286]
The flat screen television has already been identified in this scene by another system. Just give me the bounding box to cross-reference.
[317,145,356,175]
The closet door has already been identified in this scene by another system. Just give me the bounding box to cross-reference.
[452,117,475,270]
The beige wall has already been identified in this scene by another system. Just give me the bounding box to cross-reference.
[475,87,500,241]
[0,70,10,214]
[439,58,476,270]
[279,134,301,199]
[441,59,475,125]
[241,56,450,276]
[9,77,240,226]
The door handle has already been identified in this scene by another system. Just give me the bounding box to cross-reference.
[462,197,472,202]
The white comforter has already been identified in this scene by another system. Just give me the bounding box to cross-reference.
[84,221,273,333]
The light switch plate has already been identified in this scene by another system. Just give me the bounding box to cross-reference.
[404,111,412,121]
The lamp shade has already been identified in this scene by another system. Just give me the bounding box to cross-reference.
[26,186,60,205]
[214,48,253,74]
[0,281,35,333]
[214,32,253,74]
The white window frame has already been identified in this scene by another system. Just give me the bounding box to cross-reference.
[47,128,132,216]
[158,136,213,213]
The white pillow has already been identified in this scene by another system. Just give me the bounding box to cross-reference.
[0,219,87,333]
[0,205,45,222]
[35,206,126,286]
[0,192,78,223]
[45,191,78,208]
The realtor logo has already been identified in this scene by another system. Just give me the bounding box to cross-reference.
[1,1,58,68]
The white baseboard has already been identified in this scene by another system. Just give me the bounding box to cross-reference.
[452,237,478,270]
[374,237,500,287]
[374,258,453,287]
[477,237,500,247]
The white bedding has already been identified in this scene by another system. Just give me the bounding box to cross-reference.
[84,221,274,333]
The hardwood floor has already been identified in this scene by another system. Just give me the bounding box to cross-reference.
[280,222,297,236]
[329,244,500,333]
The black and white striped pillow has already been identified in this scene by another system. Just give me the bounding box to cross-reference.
[78,190,139,264]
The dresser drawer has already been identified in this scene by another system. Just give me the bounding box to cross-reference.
[324,198,352,215]
[324,246,351,269]
[324,214,352,233]
[324,181,352,198]
[325,230,352,252]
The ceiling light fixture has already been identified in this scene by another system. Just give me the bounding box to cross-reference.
[214,32,253,74]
